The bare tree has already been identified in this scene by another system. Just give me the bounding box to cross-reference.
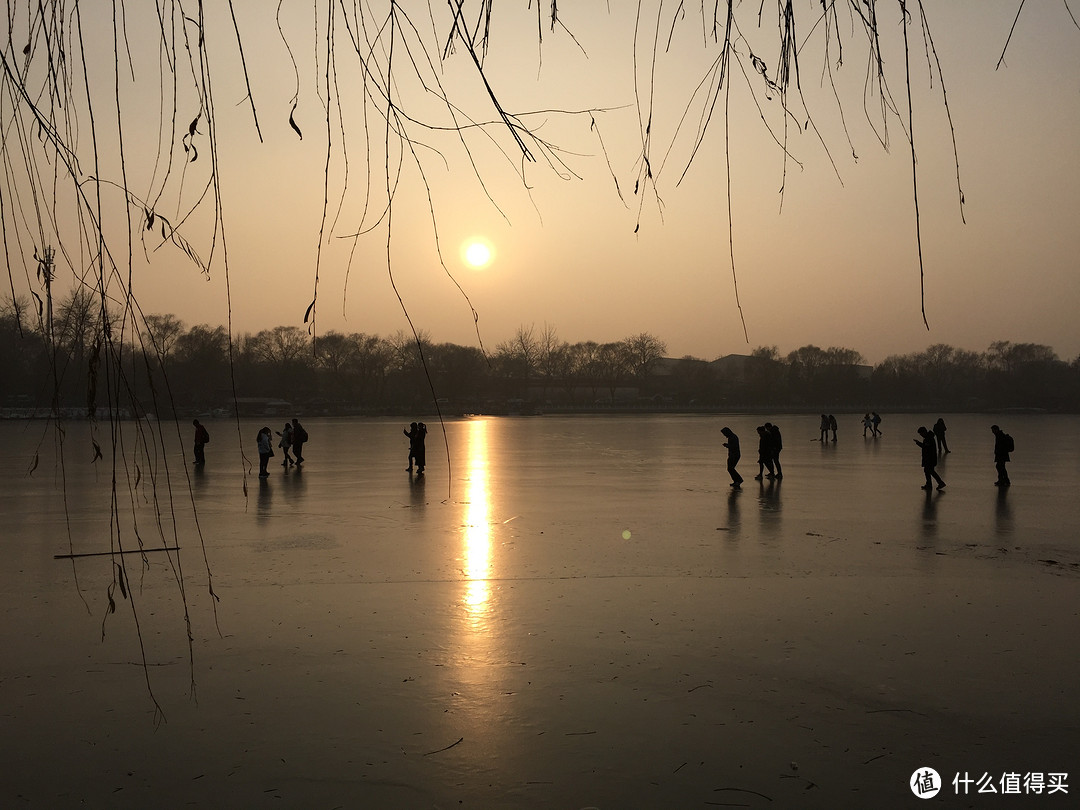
[624,332,668,382]
[495,325,541,383]
[144,314,186,363]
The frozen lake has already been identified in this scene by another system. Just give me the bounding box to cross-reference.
[2,413,1078,807]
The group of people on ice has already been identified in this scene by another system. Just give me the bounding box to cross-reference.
[720,415,1014,491]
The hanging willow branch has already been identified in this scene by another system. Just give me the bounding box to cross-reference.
[0,0,1045,710]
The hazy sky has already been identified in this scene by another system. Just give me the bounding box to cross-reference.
[4,2,1079,365]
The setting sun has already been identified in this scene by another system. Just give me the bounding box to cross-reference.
[463,238,493,269]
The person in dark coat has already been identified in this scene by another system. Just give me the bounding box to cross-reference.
[256,426,273,477]
[754,425,775,480]
[991,424,1013,487]
[721,427,743,489]
[192,419,210,465]
[404,422,418,472]
[915,426,945,490]
[413,422,428,475]
[828,414,838,442]
[933,418,950,455]
[765,422,783,479]
[291,418,308,465]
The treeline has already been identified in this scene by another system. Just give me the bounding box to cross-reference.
[1,293,1078,415]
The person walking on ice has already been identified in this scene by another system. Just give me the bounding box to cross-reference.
[754,425,774,480]
[992,424,1014,487]
[291,418,308,465]
[192,419,210,465]
[915,426,946,490]
[933,418,950,455]
[765,422,783,479]
[721,427,743,489]
[276,421,295,468]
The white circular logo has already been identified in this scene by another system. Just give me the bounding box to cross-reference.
[910,767,941,798]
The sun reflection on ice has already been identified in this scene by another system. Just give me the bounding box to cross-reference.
[463,419,492,626]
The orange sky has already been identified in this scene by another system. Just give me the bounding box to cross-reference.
[4,2,1079,365]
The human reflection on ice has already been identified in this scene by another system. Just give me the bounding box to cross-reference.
[756,478,782,538]
[408,469,426,515]
[919,489,939,543]
[283,465,307,497]
[994,487,1014,536]
[723,487,741,535]
[462,419,492,627]
[256,476,272,523]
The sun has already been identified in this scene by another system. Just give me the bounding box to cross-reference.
[462,238,494,269]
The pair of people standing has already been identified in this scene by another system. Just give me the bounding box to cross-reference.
[754,423,783,480]
[864,412,883,437]
[818,414,837,442]
[404,422,427,475]
[275,419,309,468]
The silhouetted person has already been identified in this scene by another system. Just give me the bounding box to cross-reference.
[871,412,882,436]
[754,425,775,480]
[991,424,1014,487]
[862,413,873,437]
[256,426,273,477]
[404,422,418,472]
[819,414,829,442]
[291,418,308,465]
[828,414,838,442]
[721,427,743,489]
[276,422,295,468]
[766,422,783,479]
[933,418,950,455]
[192,419,210,465]
[915,426,945,490]
[413,422,428,475]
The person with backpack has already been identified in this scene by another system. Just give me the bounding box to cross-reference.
[991,424,1014,487]
[192,419,210,465]
[291,418,308,465]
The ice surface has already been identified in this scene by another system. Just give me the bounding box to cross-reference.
[1,413,1078,807]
